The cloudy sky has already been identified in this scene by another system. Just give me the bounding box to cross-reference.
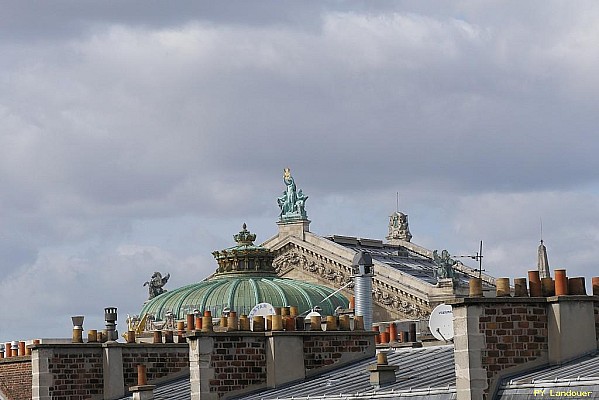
[2,1,599,341]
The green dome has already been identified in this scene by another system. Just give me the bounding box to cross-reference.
[140,224,348,321]
[140,275,348,320]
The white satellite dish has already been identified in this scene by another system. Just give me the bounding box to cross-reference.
[428,304,454,342]
[248,302,276,330]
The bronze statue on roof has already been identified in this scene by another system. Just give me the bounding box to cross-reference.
[144,271,170,300]
[277,168,308,221]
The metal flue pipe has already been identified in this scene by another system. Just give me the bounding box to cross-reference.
[352,251,374,330]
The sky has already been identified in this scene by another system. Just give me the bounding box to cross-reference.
[2,1,599,342]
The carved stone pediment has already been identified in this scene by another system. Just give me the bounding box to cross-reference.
[273,244,430,320]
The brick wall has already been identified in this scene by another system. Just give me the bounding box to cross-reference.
[452,298,551,400]
[479,303,548,388]
[209,335,267,397]
[188,331,376,400]
[0,357,32,400]
[46,347,104,399]
[303,335,372,370]
[121,345,189,388]
[32,342,189,399]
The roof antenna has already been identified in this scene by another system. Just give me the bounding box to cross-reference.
[396,192,399,213]
[540,217,543,244]
[454,240,485,278]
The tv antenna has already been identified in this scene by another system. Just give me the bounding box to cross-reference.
[454,240,485,278]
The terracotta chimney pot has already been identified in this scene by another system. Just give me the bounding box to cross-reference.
[496,278,511,297]
[568,277,586,295]
[592,277,599,296]
[137,364,147,386]
[88,330,98,343]
[201,316,213,332]
[325,316,337,331]
[514,278,529,297]
[252,316,265,332]
[389,323,397,342]
[380,331,390,344]
[528,270,542,297]
[541,277,555,297]
[469,278,483,297]
[271,315,284,331]
[353,315,365,331]
[338,315,350,331]
[309,316,322,331]
[186,314,195,332]
[554,269,568,296]
[377,352,388,365]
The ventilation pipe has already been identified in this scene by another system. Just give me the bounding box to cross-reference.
[352,251,374,330]
[104,307,118,342]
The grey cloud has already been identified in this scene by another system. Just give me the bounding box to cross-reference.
[3,2,599,341]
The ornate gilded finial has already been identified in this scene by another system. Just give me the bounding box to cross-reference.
[212,224,276,276]
[234,223,256,245]
[277,168,308,221]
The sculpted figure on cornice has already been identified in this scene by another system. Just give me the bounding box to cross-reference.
[432,249,456,281]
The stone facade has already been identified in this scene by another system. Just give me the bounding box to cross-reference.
[268,234,433,323]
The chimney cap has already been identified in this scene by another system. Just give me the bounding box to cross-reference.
[352,251,373,267]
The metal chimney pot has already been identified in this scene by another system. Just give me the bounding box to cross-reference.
[104,307,119,341]
[71,316,84,329]
[352,251,374,330]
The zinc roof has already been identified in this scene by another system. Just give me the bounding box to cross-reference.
[326,236,471,286]
[496,351,599,399]
[240,344,456,400]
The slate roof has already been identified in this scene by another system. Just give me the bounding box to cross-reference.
[119,376,189,400]
[326,235,472,286]
[240,344,456,400]
[118,345,456,400]
[496,352,599,399]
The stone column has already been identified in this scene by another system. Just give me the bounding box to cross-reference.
[453,304,488,400]
[266,335,305,388]
[31,347,52,400]
[103,344,125,399]
[188,336,218,400]
[547,296,596,363]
